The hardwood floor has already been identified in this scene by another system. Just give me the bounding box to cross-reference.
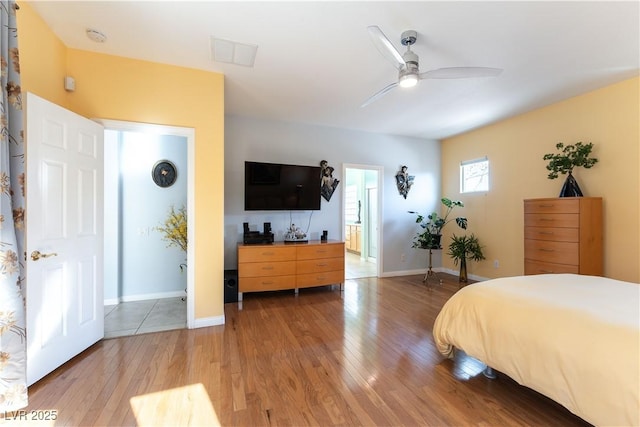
[21,274,590,426]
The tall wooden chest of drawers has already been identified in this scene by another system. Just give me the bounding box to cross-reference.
[524,197,602,276]
[237,240,345,296]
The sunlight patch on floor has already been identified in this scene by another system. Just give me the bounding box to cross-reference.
[130,383,220,426]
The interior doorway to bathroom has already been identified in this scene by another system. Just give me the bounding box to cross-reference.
[343,164,382,279]
[102,121,195,338]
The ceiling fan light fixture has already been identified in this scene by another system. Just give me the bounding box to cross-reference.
[399,73,418,88]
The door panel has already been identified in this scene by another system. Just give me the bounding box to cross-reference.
[367,187,378,260]
[26,92,104,385]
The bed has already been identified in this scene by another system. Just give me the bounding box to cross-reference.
[433,273,639,426]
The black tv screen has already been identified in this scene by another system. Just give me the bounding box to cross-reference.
[244,161,321,211]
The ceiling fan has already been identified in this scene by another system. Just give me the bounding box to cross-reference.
[362,26,503,107]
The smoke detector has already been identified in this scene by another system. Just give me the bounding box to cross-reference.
[86,28,107,43]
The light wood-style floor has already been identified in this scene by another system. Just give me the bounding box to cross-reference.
[22,274,589,426]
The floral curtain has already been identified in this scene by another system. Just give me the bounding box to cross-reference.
[0,0,27,412]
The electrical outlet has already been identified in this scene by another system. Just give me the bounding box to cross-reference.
[400,253,406,262]
[493,259,499,268]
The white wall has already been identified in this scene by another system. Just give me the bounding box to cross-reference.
[224,115,442,275]
[104,130,188,302]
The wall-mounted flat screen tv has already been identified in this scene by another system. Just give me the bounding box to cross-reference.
[245,161,321,211]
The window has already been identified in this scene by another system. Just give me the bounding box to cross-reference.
[460,157,489,193]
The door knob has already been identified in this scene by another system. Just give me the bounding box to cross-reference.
[30,250,58,261]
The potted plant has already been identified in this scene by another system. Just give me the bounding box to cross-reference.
[543,142,598,197]
[447,233,485,284]
[409,198,467,249]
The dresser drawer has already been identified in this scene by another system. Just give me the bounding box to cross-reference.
[524,198,579,214]
[525,260,580,275]
[524,213,579,228]
[525,239,579,265]
[238,246,296,263]
[296,270,344,288]
[297,257,344,274]
[240,275,297,292]
[297,243,344,260]
[238,261,296,278]
[524,227,579,242]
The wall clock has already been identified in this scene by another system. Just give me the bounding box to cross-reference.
[152,160,177,188]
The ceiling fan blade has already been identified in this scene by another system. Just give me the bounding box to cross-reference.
[361,82,398,107]
[420,67,503,79]
[367,25,406,70]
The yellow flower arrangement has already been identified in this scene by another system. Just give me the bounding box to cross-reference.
[157,205,187,252]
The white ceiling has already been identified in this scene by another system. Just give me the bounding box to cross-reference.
[29,1,639,140]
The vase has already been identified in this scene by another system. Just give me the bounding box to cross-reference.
[559,172,583,197]
[459,257,468,284]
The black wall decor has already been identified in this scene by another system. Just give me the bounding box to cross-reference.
[320,160,340,202]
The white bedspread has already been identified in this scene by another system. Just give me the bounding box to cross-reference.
[433,274,640,427]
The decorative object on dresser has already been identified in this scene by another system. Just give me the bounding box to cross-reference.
[542,142,598,197]
[395,165,414,199]
[284,223,307,242]
[446,233,486,284]
[237,240,345,298]
[524,197,602,275]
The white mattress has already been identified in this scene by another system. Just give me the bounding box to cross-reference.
[433,274,640,426]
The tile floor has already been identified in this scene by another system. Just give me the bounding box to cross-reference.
[104,297,187,339]
[345,251,377,279]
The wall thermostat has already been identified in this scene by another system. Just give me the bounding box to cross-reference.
[64,76,75,92]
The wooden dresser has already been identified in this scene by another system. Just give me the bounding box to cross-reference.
[524,197,602,276]
[237,240,345,296]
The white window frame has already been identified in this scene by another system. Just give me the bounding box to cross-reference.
[460,157,489,193]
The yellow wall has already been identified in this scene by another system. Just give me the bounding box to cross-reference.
[18,2,226,320]
[17,2,68,106]
[442,77,640,283]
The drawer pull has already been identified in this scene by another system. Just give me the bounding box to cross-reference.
[261,266,274,270]
[539,218,554,222]
[539,269,554,273]
[316,263,327,267]
[316,249,327,253]
[316,276,326,280]
[539,248,555,252]
[261,251,275,256]
[539,231,554,235]
[538,204,555,208]
[261,281,274,285]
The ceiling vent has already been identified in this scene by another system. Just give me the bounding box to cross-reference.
[210,37,257,67]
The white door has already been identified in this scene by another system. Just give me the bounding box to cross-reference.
[25,93,104,385]
[367,186,378,261]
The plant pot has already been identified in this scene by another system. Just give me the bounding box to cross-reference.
[559,172,583,197]
[421,234,441,250]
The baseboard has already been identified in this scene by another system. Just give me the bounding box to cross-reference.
[104,290,186,305]
[380,267,444,278]
[193,315,225,329]
[441,267,490,282]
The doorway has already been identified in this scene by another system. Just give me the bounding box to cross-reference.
[100,120,195,337]
[343,164,382,279]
